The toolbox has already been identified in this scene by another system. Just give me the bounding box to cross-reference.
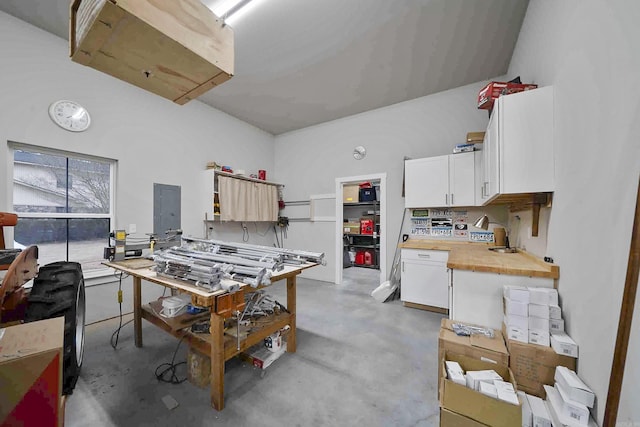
[360,218,374,235]
[477,81,538,110]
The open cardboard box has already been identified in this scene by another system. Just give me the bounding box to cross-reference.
[440,352,522,427]
[440,407,488,427]
[438,319,509,383]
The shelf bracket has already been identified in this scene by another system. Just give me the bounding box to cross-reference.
[530,193,551,237]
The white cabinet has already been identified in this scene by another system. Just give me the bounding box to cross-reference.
[405,152,475,208]
[450,269,554,329]
[449,152,475,207]
[481,86,554,203]
[405,156,449,208]
[400,249,449,310]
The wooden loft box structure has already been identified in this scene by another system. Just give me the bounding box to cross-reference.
[70,0,234,104]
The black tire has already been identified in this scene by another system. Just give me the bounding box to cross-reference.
[25,261,86,395]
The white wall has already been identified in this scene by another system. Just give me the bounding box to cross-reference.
[0,12,276,320]
[507,0,640,423]
[273,82,491,282]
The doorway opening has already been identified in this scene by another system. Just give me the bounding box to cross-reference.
[335,173,387,285]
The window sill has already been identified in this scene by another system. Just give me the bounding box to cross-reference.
[84,267,120,287]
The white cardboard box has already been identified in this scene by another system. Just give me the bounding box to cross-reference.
[465,369,503,391]
[550,332,579,358]
[505,324,528,343]
[518,391,533,427]
[528,287,558,306]
[544,385,596,427]
[504,286,530,303]
[445,361,466,386]
[529,303,550,319]
[494,380,519,405]
[505,313,529,330]
[549,305,562,320]
[505,297,529,317]
[527,393,552,427]
[529,316,550,331]
[554,366,595,407]
[479,381,498,399]
[555,382,590,425]
[549,318,565,332]
[529,328,550,346]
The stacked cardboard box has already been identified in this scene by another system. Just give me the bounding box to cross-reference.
[543,367,597,426]
[506,338,576,398]
[503,286,563,345]
[503,285,576,352]
[502,286,578,397]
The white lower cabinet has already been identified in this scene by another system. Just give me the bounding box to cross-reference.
[400,249,449,311]
[450,269,554,329]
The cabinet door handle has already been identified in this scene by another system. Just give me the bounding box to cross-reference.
[451,193,454,205]
[402,261,405,272]
[418,254,431,258]
[445,194,449,205]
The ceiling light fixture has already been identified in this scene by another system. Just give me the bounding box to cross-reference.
[209,0,263,26]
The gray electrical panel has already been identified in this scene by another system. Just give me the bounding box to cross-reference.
[153,183,181,237]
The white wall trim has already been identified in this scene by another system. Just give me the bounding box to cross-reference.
[335,173,387,285]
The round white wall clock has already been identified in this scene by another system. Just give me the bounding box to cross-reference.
[48,100,91,132]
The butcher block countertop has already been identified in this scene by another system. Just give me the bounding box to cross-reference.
[398,240,559,279]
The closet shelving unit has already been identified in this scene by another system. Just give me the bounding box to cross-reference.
[343,199,380,269]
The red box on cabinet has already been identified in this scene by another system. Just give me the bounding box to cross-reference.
[477,81,538,110]
[360,219,374,235]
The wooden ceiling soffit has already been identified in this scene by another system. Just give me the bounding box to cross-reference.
[69,0,234,104]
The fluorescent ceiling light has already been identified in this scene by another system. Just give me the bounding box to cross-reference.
[205,0,265,26]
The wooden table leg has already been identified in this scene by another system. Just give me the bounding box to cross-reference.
[210,310,225,410]
[286,274,297,353]
[133,276,143,348]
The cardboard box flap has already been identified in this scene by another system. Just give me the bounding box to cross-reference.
[0,317,64,363]
[441,319,508,356]
[470,334,508,355]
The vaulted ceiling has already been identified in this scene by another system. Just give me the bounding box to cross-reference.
[0,0,529,134]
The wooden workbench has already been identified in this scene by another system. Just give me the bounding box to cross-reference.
[104,259,317,410]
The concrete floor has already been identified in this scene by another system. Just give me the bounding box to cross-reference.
[66,267,445,426]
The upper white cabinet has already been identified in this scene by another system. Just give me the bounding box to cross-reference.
[405,152,475,208]
[449,152,475,207]
[480,86,554,204]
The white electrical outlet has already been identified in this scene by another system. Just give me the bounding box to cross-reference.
[129,223,137,233]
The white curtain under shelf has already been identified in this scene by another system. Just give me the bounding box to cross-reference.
[218,175,278,222]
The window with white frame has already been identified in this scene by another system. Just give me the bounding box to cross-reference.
[11,144,115,275]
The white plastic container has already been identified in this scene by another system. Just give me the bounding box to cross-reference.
[160,295,190,318]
